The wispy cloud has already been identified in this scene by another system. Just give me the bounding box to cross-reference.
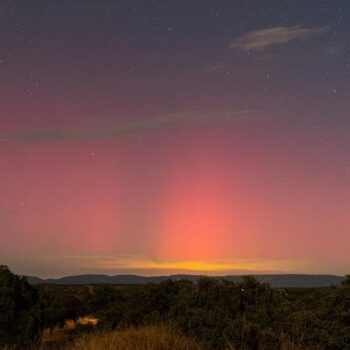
[7,110,258,144]
[230,25,329,52]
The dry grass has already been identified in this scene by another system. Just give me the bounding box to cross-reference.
[64,325,203,350]
[0,326,315,350]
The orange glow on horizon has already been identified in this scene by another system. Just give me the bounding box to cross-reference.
[72,255,348,276]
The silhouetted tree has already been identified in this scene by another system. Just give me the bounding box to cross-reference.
[0,265,43,348]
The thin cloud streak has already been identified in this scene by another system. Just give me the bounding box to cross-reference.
[230,25,329,52]
[7,110,259,144]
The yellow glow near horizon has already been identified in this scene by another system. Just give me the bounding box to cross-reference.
[104,259,296,272]
[80,256,334,275]
[19,255,348,278]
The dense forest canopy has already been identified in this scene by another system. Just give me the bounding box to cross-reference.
[1,266,350,349]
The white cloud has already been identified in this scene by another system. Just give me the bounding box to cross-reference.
[230,25,329,52]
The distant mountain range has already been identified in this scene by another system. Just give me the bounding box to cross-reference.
[26,274,346,288]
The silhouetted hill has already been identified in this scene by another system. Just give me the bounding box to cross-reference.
[25,274,345,288]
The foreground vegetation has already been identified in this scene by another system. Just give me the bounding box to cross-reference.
[1,266,349,349]
[63,325,202,350]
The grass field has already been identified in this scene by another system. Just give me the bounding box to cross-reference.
[59,325,202,350]
[44,325,306,350]
[0,324,319,350]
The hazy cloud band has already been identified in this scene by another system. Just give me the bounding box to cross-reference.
[7,110,258,144]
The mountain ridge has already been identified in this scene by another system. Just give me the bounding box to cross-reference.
[25,273,346,288]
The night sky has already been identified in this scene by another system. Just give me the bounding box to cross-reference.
[1,0,349,277]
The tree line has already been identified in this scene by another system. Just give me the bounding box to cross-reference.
[1,265,349,349]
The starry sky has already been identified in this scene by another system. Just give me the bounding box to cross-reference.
[1,0,349,277]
